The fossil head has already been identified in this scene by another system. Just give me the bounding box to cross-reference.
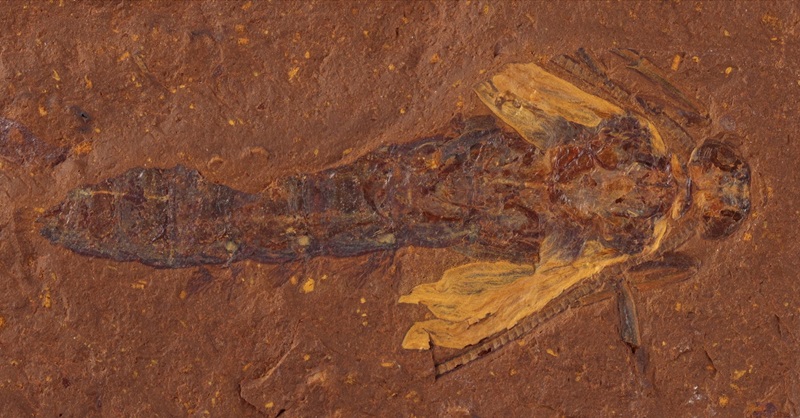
[687,138,751,239]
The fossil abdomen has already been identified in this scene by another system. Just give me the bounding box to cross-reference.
[40,115,676,268]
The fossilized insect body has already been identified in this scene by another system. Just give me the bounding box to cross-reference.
[37,49,751,377]
[40,115,674,268]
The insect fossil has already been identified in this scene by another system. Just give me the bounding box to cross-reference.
[38,49,750,378]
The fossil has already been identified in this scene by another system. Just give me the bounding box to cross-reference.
[36,49,751,378]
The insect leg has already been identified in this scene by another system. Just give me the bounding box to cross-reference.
[610,49,707,123]
[550,51,635,109]
[614,279,641,350]
[614,278,655,391]
[433,271,607,378]
[626,251,699,292]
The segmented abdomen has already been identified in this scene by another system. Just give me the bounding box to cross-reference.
[40,125,548,267]
[40,165,256,268]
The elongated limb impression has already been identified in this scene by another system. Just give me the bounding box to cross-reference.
[610,48,707,123]
[434,264,617,377]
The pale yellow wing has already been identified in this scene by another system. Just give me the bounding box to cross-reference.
[475,62,625,149]
[399,241,628,350]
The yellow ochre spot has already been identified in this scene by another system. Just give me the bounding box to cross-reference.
[73,141,93,156]
[546,348,559,357]
[671,54,682,71]
[225,241,238,253]
[301,278,315,293]
[288,67,300,80]
[376,233,396,245]
[38,105,48,116]
[42,289,52,308]
[718,395,729,407]
[264,402,274,409]
[297,235,311,247]
[52,69,61,82]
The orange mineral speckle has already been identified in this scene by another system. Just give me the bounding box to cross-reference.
[42,289,51,308]
[301,278,315,293]
[671,54,682,71]
[73,141,93,156]
[288,66,299,80]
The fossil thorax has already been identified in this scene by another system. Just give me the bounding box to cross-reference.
[543,115,678,256]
